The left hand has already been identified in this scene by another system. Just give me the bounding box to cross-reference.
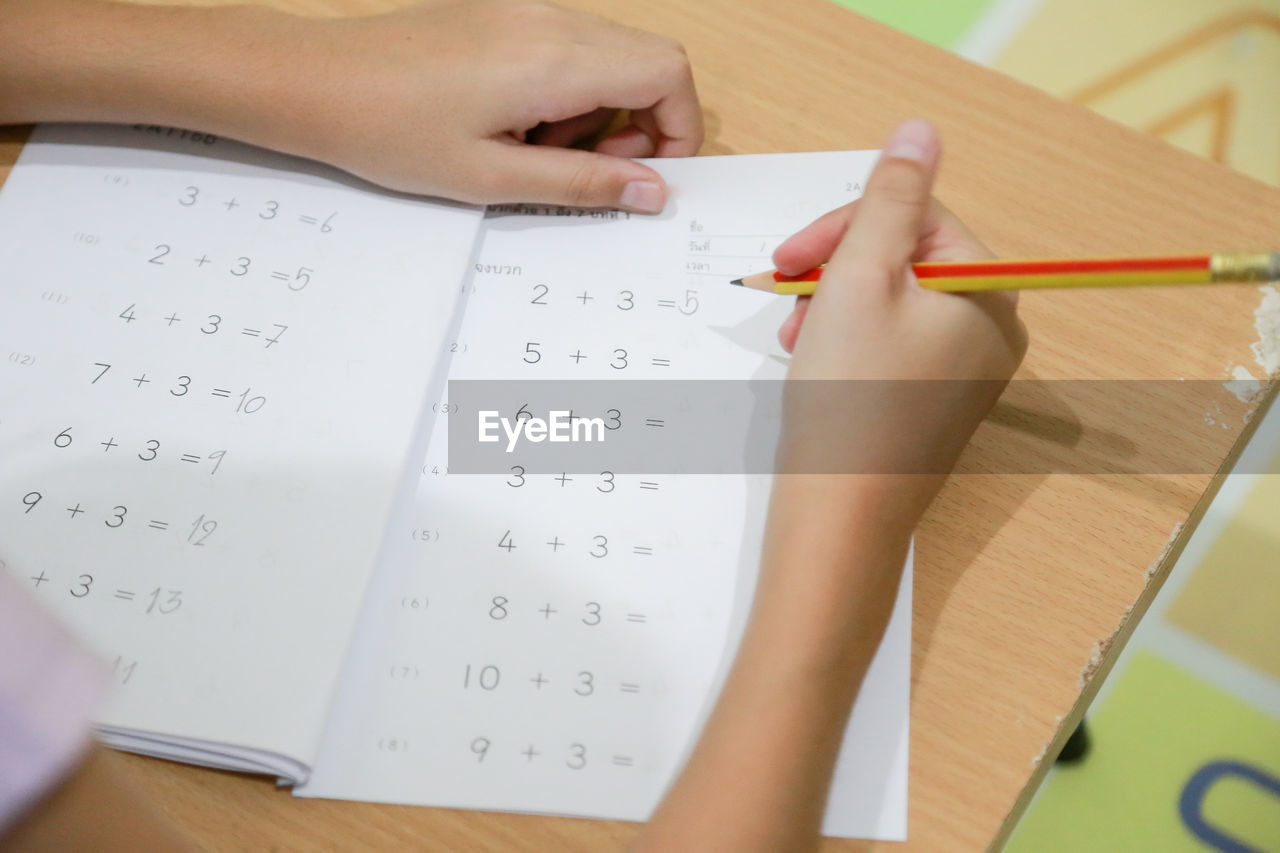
[280,0,704,211]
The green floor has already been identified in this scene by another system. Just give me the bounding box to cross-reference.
[829,0,995,50]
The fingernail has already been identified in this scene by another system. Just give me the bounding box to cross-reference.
[884,118,937,165]
[620,180,663,213]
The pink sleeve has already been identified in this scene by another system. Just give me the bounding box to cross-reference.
[0,568,108,834]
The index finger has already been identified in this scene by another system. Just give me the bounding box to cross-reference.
[520,40,702,156]
[610,47,703,157]
[628,88,703,157]
[566,16,703,155]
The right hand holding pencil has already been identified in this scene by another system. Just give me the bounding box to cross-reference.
[640,120,1023,853]
[774,119,1027,520]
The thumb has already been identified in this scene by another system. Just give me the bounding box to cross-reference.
[478,142,667,213]
[828,118,941,277]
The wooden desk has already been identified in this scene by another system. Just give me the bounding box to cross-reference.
[4,1,1278,849]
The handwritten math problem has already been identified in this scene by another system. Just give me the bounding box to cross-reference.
[0,123,484,772]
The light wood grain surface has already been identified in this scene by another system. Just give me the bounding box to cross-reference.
[4,0,1279,850]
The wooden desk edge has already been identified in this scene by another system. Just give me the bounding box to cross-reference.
[989,378,1280,851]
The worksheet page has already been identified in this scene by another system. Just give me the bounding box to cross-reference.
[304,151,911,839]
[0,125,483,778]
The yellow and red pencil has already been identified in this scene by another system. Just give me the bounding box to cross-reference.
[731,252,1279,295]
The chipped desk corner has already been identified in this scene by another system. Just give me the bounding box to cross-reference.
[1251,284,1280,378]
[1144,521,1184,582]
[1077,522,1185,692]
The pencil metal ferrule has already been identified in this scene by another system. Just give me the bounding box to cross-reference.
[1210,252,1280,283]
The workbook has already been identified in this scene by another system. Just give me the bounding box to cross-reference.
[0,124,909,839]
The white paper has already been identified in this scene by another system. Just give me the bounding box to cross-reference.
[302,152,910,839]
[0,124,483,778]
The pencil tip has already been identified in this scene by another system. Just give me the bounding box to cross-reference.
[729,278,743,286]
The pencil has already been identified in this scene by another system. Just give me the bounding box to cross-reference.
[730,252,1280,295]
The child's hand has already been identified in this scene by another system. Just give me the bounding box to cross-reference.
[288,0,702,212]
[772,119,1027,520]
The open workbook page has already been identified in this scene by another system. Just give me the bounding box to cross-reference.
[302,152,912,840]
[0,125,482,779]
